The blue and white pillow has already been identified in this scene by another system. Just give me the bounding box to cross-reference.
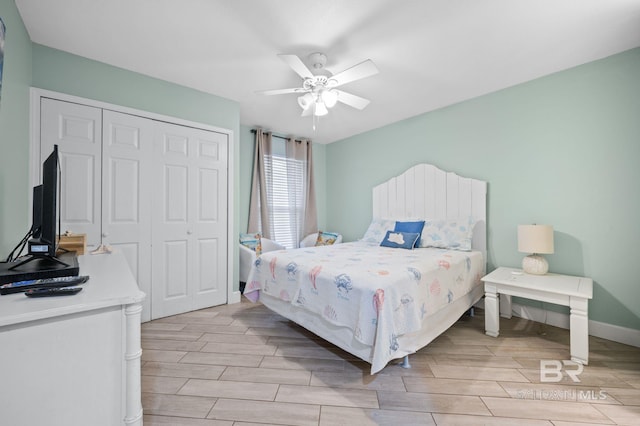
[361,218,396,244]
[394,220,425,248]
[418,218,475,251]
[380,231,421,250]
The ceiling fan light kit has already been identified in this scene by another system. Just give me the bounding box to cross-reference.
[321,89,338,108]
[297,92,315,110]
[258,52,379,127]
[314,101,329,117]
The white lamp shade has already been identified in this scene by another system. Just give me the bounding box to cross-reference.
[314,101,328,116]
[321,89,338,108]
[518,225,554,254]
[297,93,315,110]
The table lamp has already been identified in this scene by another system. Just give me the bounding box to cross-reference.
[518,224,554,275]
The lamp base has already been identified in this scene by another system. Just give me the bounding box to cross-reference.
[522,254,549,275]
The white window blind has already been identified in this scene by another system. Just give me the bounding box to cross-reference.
[262,154,306,249]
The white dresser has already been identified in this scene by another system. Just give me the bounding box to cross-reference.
[0,252,145,425]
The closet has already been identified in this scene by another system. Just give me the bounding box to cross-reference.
[34,92,231,321]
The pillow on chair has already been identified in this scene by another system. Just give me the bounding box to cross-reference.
[300,231,342,247]
[315,230,340,246]
[239,233,262,256]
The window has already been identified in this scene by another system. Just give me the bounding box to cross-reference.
[260,153,306,249]
[248,130,316,249]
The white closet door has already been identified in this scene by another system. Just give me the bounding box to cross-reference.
[191,127,228,311]
[102,110,153,322]
[40,98,102,249]
[152,122,228,319]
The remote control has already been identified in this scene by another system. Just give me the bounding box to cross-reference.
[25,286,83,297]
[0,275,90,295]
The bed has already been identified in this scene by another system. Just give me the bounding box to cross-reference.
[244,163,487,373]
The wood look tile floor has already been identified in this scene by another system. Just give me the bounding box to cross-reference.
[141,299,640,425]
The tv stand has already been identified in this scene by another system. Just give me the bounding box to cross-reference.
[0,252,145,425]
[8,253,69,270]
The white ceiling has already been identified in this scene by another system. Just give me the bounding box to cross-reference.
[15,0,640,144]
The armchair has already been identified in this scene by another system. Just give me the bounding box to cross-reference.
[239,237,285,284]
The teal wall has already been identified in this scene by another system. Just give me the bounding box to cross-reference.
[238,124,327,234]
[0,0,32,256]
[31,44,239,131]
[326,48,640,331]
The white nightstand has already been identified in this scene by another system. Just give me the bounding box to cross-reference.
[481,267,593,364]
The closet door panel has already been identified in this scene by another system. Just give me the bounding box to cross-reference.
[190,130,228,310]
[152,123,228,318]
[61,153,95,223]
[102,110,153,321]
[152,126,193,319]
[40,98,102,248]
[199,168,219,222]
[196,238,218,293]
[165,165,189,222]
[162,240,190,301]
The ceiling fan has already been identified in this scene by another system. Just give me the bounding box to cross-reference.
[258,53,379,120]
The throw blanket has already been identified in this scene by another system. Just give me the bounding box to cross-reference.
[244,241,483,373]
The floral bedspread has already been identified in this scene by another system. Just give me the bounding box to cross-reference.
[243,241,483,373]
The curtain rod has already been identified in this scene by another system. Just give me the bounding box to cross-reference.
[251,129,304,144]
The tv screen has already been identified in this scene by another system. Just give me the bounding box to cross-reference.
[40,145,59,257]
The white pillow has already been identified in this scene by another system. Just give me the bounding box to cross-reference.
[418,217,475,251]
[361,218,396,244]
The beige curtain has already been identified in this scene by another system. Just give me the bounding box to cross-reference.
[247,129,273,238]
[286,137,318,242]
[247,129,317,247]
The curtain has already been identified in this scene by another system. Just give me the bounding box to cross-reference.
[286,137,318,244]
[247,129,317,248]
[248,129,273,238]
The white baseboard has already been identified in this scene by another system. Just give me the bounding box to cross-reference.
[473,298,639,347]
[228,290,241,304]
[510,302,640,348]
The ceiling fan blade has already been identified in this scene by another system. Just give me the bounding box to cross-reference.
[278,54,314,79]
[329,60,379,87]
[256,88,304,96]
[335,90,371,110]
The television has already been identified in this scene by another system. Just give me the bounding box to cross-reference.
[30,145,59,257]
[8,145,68,269]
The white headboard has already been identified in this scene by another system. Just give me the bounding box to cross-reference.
[372,163,487,262]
